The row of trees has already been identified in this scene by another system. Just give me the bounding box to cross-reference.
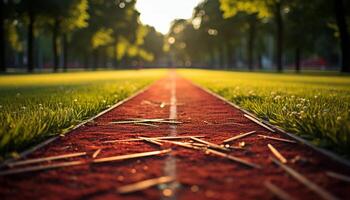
[166,0,349,72]
[0,0,349,73]
[0,0,165,72]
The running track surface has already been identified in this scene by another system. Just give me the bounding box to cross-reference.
[0,72,349,200]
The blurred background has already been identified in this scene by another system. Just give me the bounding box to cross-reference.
[0,0,349,73]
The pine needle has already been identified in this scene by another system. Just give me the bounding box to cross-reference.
[117,176,175,194]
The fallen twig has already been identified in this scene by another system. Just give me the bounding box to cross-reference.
[0,160,86,176]
[190,137,229,152]
[92,149,102,158]
[244,114,275,132]
[326,171,350,183]
[154,139,203,151]
[7,152,87,168]
[268,144,287,164]
[258,135,296,144]
[264,180,295,200]
[206,149,261,169]
[102,135,206,143]
[93,149,171,164]
[109,118,182,125]
[271,157,339,200]
[139,137,163,146]
[222,131,256,143]
[117,176,175,194]
[133,122,159,127]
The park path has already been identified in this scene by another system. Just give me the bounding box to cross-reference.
[0,71,350,200]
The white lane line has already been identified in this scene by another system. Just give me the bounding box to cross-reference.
[161,74,179,199]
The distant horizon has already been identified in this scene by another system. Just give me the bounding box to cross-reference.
[135,0,203,34]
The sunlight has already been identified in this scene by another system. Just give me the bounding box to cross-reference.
[135,0,203,34]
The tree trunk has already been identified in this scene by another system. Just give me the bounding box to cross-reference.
[258,54,263,70]
[334,0,350,72]
[27,12,35,72]
[295,47,301,73]
[63,33,68,72]
[219,44,225,69]
[247,15,256,71]
[113,42,118,68]
[93,49,99,70]
[0,0,5,72]
[226,42,234,69]
[275,1,284,72]
[83,52,89,69]
[52,18,59,72]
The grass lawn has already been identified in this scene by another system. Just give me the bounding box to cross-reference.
[179,69,350,157]
[0,69,166,158]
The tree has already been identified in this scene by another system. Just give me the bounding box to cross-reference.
[17,0,50,72]
[333,0,350,72]
[220,0,287,71]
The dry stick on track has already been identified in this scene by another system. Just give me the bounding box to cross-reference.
[117,176,175,194]
[0,160,86,176]
[268,144,287,163]
[258,135,296,144]
[139,137,163,146]
[154,139,203,151]
[92,149,102,158]
[264,180,295,200]
[93,149,172,163]
[102,135,206,143]
[0,149,172,176]
[271,157,339,200]
[206,149,261,169]
[190,137,229,152]
[222,131,256,143]
[7,152,87,167]
[244,114,275,132]
[326,171,350,183]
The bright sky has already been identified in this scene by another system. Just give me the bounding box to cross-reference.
[135,0,203,34]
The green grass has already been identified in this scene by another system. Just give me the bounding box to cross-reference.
[0,69,166,158]
[179,69,350,157]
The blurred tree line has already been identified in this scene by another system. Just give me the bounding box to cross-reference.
[166,0,349,72]
[0,0,164,72]
[0,0,349,73]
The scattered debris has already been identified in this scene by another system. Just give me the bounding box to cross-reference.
[92,149,102,159]
[238,141,246,148]
[102,135,206,143]
[264,180,295,200]
[93,149,171,164]
[244,114,275,132]
[222,131,256,143]
[191,137,229,152]
[117,176,175,194]
[290,155,309,164]
[109,118,182,127]
[139,137,163,146]
[0,160,86,176]
[0,149,172,176]
[154,139,203,151]
[258,135,296,144]
[271,157,339,200]
[206,149,261,169]
[7,152,87,168]
[133,122,159,127]
[268,144,287,164]
[326,171,350,183]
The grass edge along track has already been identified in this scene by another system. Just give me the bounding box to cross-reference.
[179,69,350,158]
[0,69,166,158]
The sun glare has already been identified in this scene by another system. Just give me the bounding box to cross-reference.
[135,0,203,34]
